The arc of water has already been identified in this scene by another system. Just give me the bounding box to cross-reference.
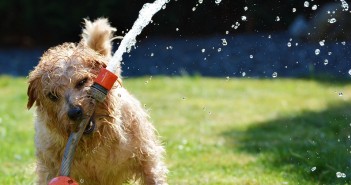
[107,0,170,73]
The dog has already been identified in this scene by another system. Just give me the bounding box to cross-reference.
[27,18,168,185]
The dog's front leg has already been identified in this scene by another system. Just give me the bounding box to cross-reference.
[36,163,58,185]
[140,153,168,185]
[120,97,168,184]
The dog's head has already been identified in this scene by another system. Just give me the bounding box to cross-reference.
[27,18,119,135]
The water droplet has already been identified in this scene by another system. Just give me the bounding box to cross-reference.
[221,38,227,46]
[242,72,246,77]
[217,48,222,52]
[176,28,179,31]
[144,104,147,107]
[311,167,317,172]
[348,69,351,75]
[319,40,325,46]
[272,72,278,78]
[311,5,318,10]
[182,97,186,100]
[192,7,196,11]
[304,1,310,7]
[287,42,291,47]
[201,49,206,53]
[80,179,85,183]
[336,172,346,178]
[275,16,280,22]
[249,55,253,59]
[226,76,230,81]
[292,8,297,12]
[324,59,328,65]
[145,80,149,84]
[341,0,349,11]
[341,41,346,45]
[241,16,247,21]
[198,0,203,4]
[339,92,343,96]
[215,0,222,5]
[268,35,272,39]
[225,31,229,35]
[150,53,154,57]
[328,51,332,55]
[315,49,320,55]
[244,6,248,11]
[328,18,337,23]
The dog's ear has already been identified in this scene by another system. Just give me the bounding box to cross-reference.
[27,75,40,109]
[81,18,116,57]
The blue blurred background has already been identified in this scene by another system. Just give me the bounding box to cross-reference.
[0,0,350,78]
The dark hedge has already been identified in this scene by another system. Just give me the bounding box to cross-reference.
[0,0,332,47]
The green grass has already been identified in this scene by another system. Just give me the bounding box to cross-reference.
[0,76,36,184]
[1,75,351,184]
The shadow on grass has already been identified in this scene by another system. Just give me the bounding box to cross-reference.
[223,102,351,184]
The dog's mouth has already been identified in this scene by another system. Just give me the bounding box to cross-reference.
[83,115,96,135]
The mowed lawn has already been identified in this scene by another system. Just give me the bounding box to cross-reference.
[1,76,351,185]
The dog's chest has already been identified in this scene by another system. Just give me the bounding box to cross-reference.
[70,144,138,184]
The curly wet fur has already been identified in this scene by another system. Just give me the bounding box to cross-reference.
[27,18,168,185]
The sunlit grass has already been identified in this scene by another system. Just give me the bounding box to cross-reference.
[1,76,351,184]
[0,76,36,184]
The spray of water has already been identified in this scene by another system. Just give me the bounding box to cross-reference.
[107,0,170,73]
[340,0,349,11]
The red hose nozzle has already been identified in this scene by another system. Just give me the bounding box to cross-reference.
[91,68,118,102]
[48,176,79,185]
[94,68,118,90]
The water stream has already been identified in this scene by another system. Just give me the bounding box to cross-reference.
[107,0,170,73]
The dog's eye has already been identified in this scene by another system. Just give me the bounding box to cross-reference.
[47,92,59,102]
[75,78,88,89]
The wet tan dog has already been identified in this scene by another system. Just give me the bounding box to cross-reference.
[27,18,168,185]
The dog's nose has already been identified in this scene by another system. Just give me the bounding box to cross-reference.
[67,106,83,121]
